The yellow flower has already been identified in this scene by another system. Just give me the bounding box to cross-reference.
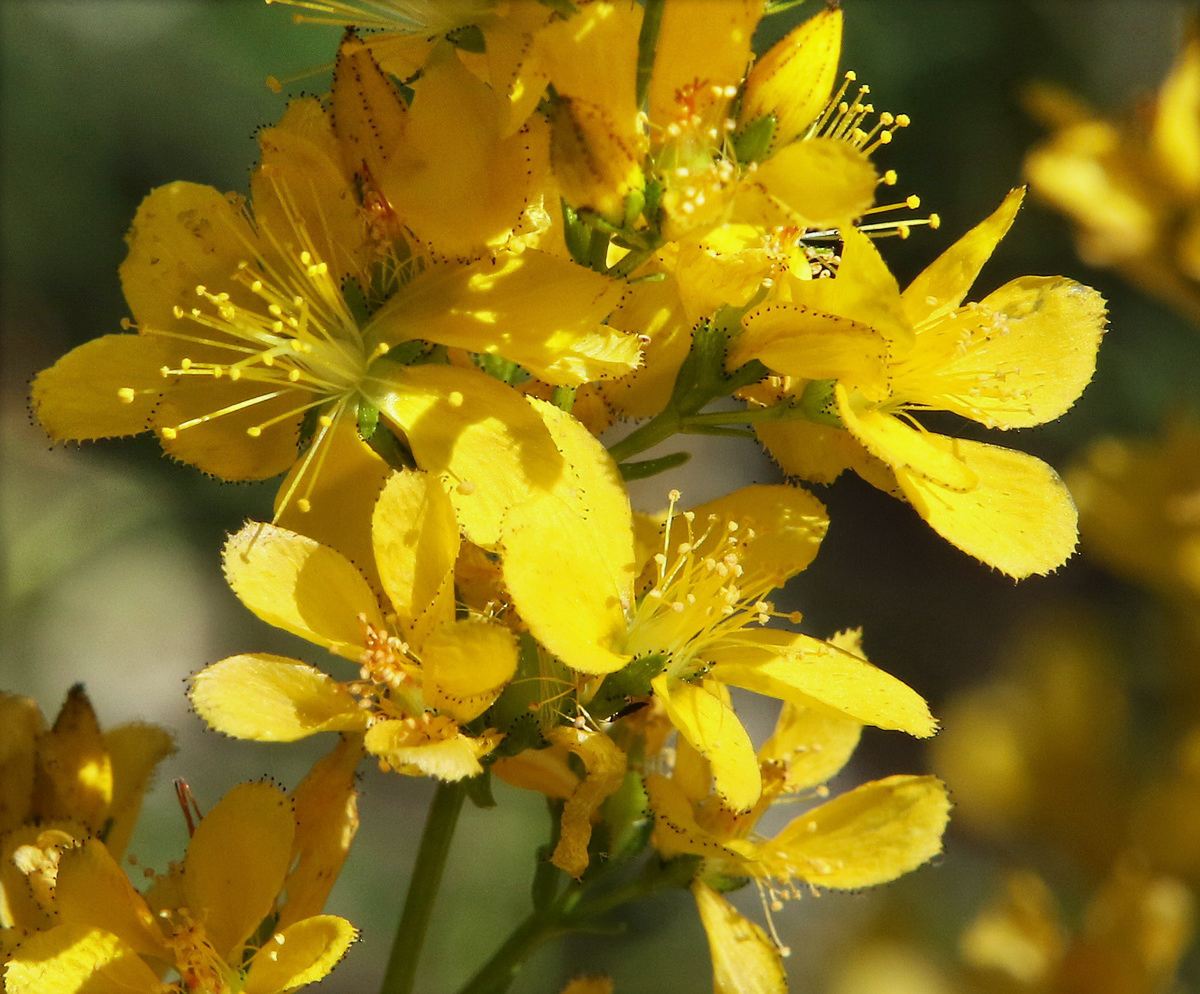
[499,412,936,811]
[690,879,787,994]
[1025,16,1200,323]
[190,469,517,782]
[1067,417,1200,602]
[266,1,556,135]
[33,81,636,558]
[737,188,1107,577]
[646,684,949,899]
[1,686,173,941]
[646,687,948,994]
[930,604,1129,873]
[3,776,359,994]
[960,863,1194,994]
[537,3,882,239]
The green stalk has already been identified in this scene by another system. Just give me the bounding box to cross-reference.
[635,0,667,112]
[380,779,469,994]
[607,409,682,464]
[456,900,571,994]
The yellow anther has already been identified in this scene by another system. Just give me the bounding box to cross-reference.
[117,387,136,404]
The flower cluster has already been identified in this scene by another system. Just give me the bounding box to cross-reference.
[1026,15,1200,324]
[11,2,1111,992]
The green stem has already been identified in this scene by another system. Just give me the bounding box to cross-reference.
[635,0,666,112]
[380,779,469,994]
[457,856,695,994]
[457,900,571,994]
[607,409,681,463]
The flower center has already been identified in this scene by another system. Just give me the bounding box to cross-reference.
[625,492,790,679]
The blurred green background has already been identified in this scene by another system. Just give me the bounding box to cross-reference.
[2,1,1197,991]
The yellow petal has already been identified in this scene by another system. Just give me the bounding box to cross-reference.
[545,726,626,878]
[741,7,842,154]
[733,301,888,397]
[372,469,459,650]
[275,405,394,594]
[54,839,164,959]
[331,31,408,200]
[364,719,494,781]
[243,915,358,994]
[895,437,1078,577]
[838,398,979,493]
[31,334,170,442]
[759,702,863,793]
[537,2,644,219]
[654,677,761,812]
[424,620,519,723]
[190,654,366,742]
[278,735,363,930]
[664,484,829,591]
[767,774,950,889]
[183,781,296,960]
[550,93,647,224]
[35,685,112,834]
[101,722,175,861]
[650,0,757,130]
[692,881,788,994]
[0,691,43,832]
[708,630,937,738]
[599,274,691,420]
[959,871,1064,984]
[1151,18,1200,197]
[933,276,1105,429]
[119,181,253,330]
[372,250,632,386]
[4,924,164,994]
[476,4,555,136]
[380,48,548,255]
[252,97,369,283]
[501,400,636,675]
[791,223,911,350]
[492,745,578,800]
[502,495,632,674]
[155,370,303,482]
[644,773,739,861]
[735,138,877,229]
[370,362,566,550]
[223,522,382,660]
[901,188,1024,326]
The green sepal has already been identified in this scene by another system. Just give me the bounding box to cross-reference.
[618,450,690,481]
[475,352,528,386]
[797,378,843,427]
[365,423,416,471]
[587,653,668,720]
[552,384,577,413]
[356,401,380,440]
[487,634,568,755]
[465,770,497,809]
[733,113,777,164]
[602,771,652,862]
[448,24,485,52]
[561,199,592,267]
[701,871,751,894]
